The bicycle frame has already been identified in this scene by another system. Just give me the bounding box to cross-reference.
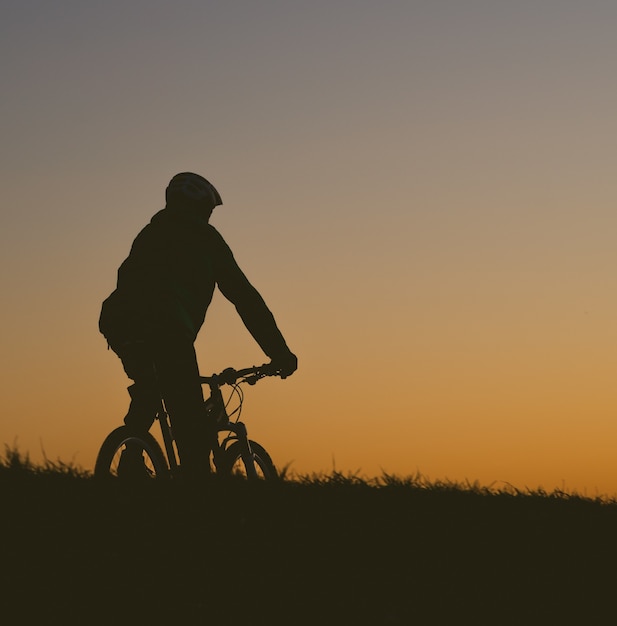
[153,366,274,478]
[94,363,279,481]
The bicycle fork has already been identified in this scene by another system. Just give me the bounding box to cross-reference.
[234,421,258,479]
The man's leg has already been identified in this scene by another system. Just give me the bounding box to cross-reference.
[114,341,161,433]
[104,340,162,477]
[150,335,216,477]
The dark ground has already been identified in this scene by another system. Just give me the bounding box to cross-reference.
[2,468,617,625]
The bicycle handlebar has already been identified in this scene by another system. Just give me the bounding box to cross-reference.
[199,363,280,387]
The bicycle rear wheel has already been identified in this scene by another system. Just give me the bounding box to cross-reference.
[220,440,277,480]
[94,426,168,479]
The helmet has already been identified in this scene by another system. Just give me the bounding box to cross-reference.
[165,172,223,208]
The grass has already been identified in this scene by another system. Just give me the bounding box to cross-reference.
[2,445,616,625]
[0,444,90,479]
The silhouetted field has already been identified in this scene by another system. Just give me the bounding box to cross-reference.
[2,447,616,625]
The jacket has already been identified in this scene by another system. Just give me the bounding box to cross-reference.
[99,206,291,360]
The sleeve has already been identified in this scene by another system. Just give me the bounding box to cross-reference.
[209,227,293,360]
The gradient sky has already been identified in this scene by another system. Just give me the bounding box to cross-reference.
[3,1,617,494]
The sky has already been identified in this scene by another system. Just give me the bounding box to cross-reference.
[3,1,617,495]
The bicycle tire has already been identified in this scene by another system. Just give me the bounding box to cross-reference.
[220,440,278,480]
[94,425,169,479]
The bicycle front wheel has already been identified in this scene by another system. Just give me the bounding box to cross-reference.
[221,440,277,480]
[94,426,168,479]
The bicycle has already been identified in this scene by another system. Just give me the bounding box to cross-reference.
[94,363,280,480]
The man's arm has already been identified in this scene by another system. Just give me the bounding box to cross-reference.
[212,230,297,376]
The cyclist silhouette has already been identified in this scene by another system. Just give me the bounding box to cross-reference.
[99,172,297,478]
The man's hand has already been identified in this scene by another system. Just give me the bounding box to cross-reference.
[270,351,298,379]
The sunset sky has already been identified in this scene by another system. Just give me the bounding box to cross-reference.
[3,2,617,494]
